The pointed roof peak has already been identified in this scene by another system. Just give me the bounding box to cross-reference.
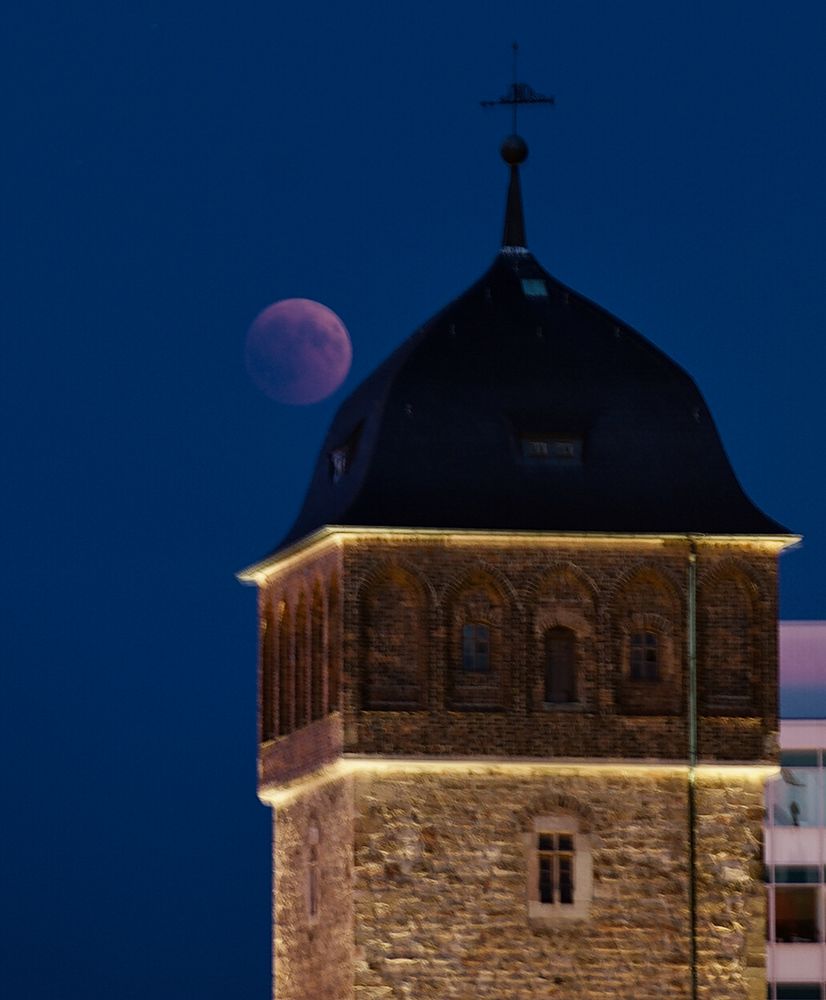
[500,134,529,250]
[480,46,554,253]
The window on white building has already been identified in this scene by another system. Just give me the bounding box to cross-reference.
[768,751,821,828]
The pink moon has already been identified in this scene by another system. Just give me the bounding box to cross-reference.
[245,298,353,405]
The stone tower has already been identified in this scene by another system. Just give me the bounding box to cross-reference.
[239,129,797,999]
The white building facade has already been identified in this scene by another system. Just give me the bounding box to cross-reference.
[766,622,826,1000]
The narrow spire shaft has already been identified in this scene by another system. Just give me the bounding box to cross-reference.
[502,163,527,249]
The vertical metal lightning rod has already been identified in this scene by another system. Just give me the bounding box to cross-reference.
[511,42,519,133]
[481,45,555,250]
[687,540,699,1000]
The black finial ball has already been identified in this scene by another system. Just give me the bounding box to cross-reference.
[501,134,528,165]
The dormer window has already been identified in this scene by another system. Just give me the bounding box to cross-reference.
[328,421,363,483]
[521,434,582,464]
[330,447,349,483]
[521,278,548,298]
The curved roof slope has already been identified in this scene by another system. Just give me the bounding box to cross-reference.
[277,249,786,551]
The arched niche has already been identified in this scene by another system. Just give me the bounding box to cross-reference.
[295,592,309,727]
[310,583,325,721]
[698,565,759,714]
[360,564,428,710]
[327,572,341,713]
[278,601,293,735]
[612,566,682,716]
[260,598,276,742]
[446,568,512,711]
[531,566,596,710]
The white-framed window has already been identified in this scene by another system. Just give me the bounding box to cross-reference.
[525,813,592,921]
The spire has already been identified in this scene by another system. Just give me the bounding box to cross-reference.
[480,43,554,253]
[501,135,528,249]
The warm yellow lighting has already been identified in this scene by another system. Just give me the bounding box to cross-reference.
[238,525,800,586]
[237,528,341,586]
[258,754,778,808]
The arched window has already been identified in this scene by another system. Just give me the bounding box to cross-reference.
[544,627,577,703]
[613,568,681,715]
[629,631,659,681]
[532,566,595,712]
[448,572,509,710]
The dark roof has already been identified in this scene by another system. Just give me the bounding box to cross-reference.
[274,247,787,552]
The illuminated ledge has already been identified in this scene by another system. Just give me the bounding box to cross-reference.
[258,754,779,808]
[238,525,800,586]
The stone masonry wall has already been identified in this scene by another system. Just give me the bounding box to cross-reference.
[350,767,766,1000]
[273,776,354,1000]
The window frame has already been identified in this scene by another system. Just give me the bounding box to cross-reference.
[543,625,578,705]
[462,622,491,673]
[525,814,592,922]
[629,630,659,682]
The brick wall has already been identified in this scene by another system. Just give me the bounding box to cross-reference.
[340,536,778,763]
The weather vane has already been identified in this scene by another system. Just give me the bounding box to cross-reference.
[480,42,555,134]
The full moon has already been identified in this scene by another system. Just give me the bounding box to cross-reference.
[245,298,353,405]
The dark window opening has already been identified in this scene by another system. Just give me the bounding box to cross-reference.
[328,421,364,483]
[537,833,574,905]
[521,434,582,465]
[521,277,548,298]
[780,750,820,768]
[544,627,577,703]
[462,623,490,672]
[773,866,821,884]
[774,986,823,1000]
[630,632,659,681]
[774,886,820,943]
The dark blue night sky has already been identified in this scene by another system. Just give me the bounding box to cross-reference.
[4,2,825,997]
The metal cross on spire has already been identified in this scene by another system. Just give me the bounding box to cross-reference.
[480,42,555,134]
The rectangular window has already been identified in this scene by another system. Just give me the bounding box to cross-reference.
[770,760,819,827]
[774,987,823,1000]
[521,435,582,464]
[630,632,659,681]
[328,421,364,483]
[773,866,821,884]
[462,624,490,672]
[537,833,574,905]
[521,278,548,298]
[774,886,820,942]
[780,751,820,768]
